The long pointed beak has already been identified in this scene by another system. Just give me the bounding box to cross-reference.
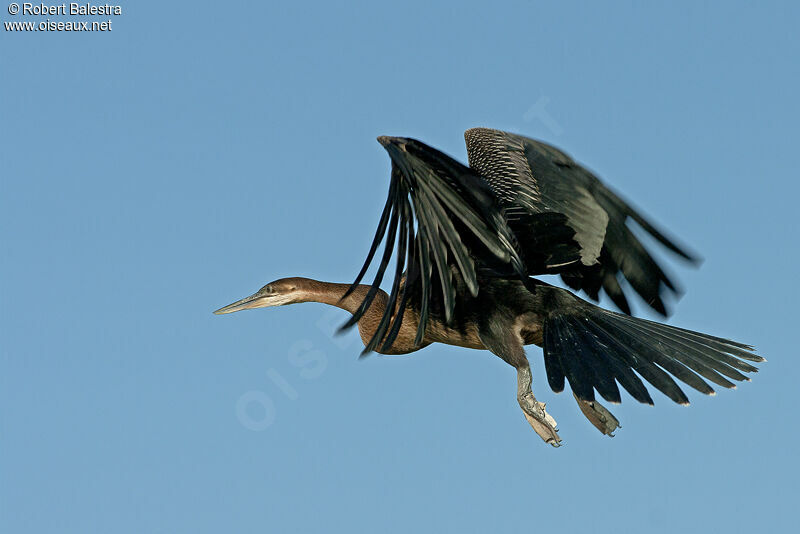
[213,291,267,315]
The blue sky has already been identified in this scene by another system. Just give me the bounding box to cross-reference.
[2,1,798,532]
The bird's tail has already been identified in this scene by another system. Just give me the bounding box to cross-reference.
[541,294,764,406]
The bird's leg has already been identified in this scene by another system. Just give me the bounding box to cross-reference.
[573,394,620,436]
[478,318,561,446]
[517,365,562,447]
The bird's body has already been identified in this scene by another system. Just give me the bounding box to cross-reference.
[273,275,547,355]
[215,127,763,446]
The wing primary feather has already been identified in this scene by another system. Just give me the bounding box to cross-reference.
[343,175,399,300]
[597,185,699,262]
[412,181,456,323]
[340,191,400,331]
[414,225,433,346]
[601,269,631,315]
[363,192,411,354]
[416,183,478,296]
[423,173,511,262]
[380,199,417,352]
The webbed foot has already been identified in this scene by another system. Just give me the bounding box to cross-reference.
[574,394,620,436]
[518,392,562,447]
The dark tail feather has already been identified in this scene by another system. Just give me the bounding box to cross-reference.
[542,303,764,405]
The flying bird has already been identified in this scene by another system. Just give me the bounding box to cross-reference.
[214,128,763,446]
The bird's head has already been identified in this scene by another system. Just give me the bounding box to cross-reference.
[213,277,312,315]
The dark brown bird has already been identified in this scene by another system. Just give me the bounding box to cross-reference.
[214,128,763,446]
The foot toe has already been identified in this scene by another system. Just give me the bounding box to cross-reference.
[520,396,562,446]
[574,395,621,437]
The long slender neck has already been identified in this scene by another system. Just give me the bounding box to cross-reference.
[297,279,381,315]
[294,278,421,354]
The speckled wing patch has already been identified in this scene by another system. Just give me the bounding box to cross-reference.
[464,127,607,265]
[464,127,539,205]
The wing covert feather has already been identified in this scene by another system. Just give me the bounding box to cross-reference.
[464,127,698,316]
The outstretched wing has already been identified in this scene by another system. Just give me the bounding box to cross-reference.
[464,127,698,316]
[342,136,528,354]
